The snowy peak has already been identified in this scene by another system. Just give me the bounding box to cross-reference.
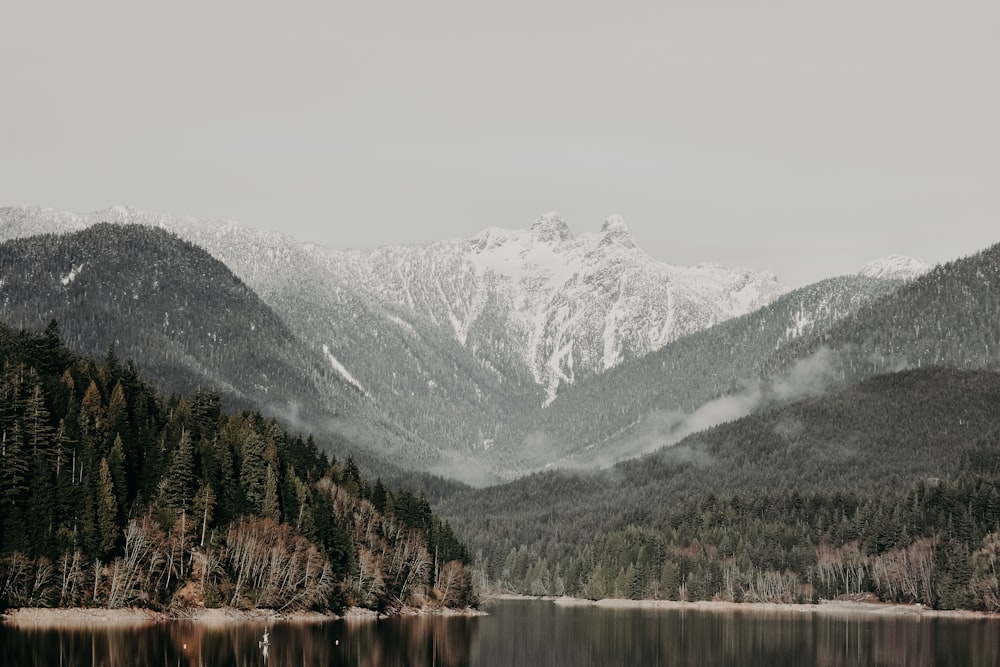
[335,212,787,404]
[858,255,932,282]
[531,212,573,243]
[600,214,636,249]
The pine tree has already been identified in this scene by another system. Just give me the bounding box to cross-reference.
[96,458,118,558]
[0,422,30,553]
[262,464,280,522]
[107,434,127,515]
[23,380,54,458]
[160,428,195,517]
[240,429,267,514]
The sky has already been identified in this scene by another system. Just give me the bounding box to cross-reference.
[2,1,998,288]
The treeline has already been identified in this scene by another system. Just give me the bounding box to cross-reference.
[438,367,1000,611]
[476,475,1000,611]
[0,322,472,612]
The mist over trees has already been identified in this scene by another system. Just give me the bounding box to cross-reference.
[0,323,473,612]
[438,368,1000,610]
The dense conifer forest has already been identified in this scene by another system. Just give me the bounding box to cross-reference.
[0,323,473,613]
[438,368,1000,610]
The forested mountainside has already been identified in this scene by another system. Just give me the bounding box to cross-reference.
[0,224,317,409]
[0,324,473,612]
[490,238,998,475]
[0,224,452,475]
[485,273,907,473]
[0,206,790,480]
[767,241,1000,379]
[437,367,1000,610]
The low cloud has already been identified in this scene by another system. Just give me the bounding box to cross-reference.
[604,347,842,464]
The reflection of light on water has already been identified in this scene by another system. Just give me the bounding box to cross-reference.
[260,628,270,664]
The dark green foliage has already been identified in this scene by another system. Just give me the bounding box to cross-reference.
[438,367,1000,609]
[0,324,471,611]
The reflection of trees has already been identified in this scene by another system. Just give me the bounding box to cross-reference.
[470,601,1000,667]
[0,616,480,667]
[5,606,999,667]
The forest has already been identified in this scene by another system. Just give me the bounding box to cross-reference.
[0,322,473,613]
[439,367,1000,611]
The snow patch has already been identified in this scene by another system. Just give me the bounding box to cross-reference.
[322,344,371,398]
[858,255,931,281]
[60,263,85,286]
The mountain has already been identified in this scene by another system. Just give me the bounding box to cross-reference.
[1,207,523,482]
[1,205,791,480]
[481,272,912,473]
[766,241,1000,380]
[331,212,787,405]
[436,366,1000,599]
[0,223,449,472]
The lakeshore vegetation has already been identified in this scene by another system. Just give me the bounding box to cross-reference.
[0,323,473,613]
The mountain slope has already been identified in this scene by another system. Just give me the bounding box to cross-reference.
[332,212,787,405]
[0,223,308,407]
[0,206,542,480]
[510,238,994,474]
[0,205,790,479]
[0,224,447,471]
[483,272,910,473]
[766,241,1000,380]
[437,367,1000,596]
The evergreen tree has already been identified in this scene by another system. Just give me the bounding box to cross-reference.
[262,464,280,522]
[160,428,195,517]
[96,458,118,558]
[239,429,267,514]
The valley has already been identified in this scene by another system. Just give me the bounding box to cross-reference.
[2,206,999,614]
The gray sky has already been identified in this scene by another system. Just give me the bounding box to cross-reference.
[3,1,997,287]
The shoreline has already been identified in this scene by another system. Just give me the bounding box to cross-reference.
[484,594,1000,620]
[1,604,484,628]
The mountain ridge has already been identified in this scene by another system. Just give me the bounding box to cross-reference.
[0,204,936,480]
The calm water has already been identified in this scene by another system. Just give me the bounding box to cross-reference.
[3,599,1000,666]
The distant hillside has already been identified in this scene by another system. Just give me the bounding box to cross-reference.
[0,224,449,472]
[0,206,789,480]
[768,241,1000,379]
[438,367,1000,603]
[485,273,907,473]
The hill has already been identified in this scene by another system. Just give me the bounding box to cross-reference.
[484,273,908,473]
[437,367,1000,608]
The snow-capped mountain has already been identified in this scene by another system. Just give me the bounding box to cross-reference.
[0,205,931,479]
[0,206,786,404]
[327,212,786,404]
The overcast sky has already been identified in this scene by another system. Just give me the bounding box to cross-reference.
[2,1,997,287]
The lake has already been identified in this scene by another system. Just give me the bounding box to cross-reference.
[2,599,999,666]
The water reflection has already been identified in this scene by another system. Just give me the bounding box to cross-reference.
[1,600,998,666]
[0,613,481,667]
[472,601,1000,667]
